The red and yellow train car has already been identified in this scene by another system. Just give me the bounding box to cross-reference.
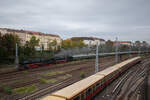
[41,57,141,100]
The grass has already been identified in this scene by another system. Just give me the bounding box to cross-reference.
[23,71,28,74]
[39,78,57,84]
[58,74,72,80]
[39,78,47,84]
[80,72,85,79]
[42,71,64,77]
[39,74,72,84]
[13,85,36,94]
[3,86,12,95]
[47,79,57,83]
[0,67,17,74]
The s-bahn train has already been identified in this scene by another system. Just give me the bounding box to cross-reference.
[18,51,142,70]
[41,57,141,100]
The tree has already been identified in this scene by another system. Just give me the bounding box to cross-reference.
[61,39,86,49]
[106,40,113,46]
[105,40,115,52]
[0,33,21,64]
[24,36,39,56]
[48,39,58,52]
[0,33,21,56]
[135,41,141,46]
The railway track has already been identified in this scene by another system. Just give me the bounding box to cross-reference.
[1,57,118,100]
[93,56,150,100]
[0,55,127,81]
[0,58,115,85]
[116,59,150,100]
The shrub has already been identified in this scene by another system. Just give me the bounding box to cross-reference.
[3,87,12,95]
[13,85,36,94]
[39,78,47,84]
[80,72,85,79]
[23,71,28,74]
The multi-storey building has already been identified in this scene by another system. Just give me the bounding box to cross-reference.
[119,41,132,46]
[71,37,105,47]
[0,28,62,50]
[113,41,133,46]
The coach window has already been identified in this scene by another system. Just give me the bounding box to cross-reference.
[81,93,84,100]
[96,83,100,89]
[93,85,96,91]
[73,96,80,100]
[86,88,92,97]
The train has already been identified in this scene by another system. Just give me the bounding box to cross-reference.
[18,56,73,70]
[41,57,141,100]
[18,51,143,70]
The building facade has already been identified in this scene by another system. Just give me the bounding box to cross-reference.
[119,41,132,46]
[0,28,62,50]
[71,37,105,47]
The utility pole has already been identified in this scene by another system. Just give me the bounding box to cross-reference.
[95,43,99,73]
[129,44,132,58]
[115,37,119,64]
[15,43,19,68]
[138,44,141,56]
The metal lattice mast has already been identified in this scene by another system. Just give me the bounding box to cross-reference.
[138,44,141,56]
[15,43,19,68]
[129,44,132,58]
[95,43,99,73]
[115,37,118,64]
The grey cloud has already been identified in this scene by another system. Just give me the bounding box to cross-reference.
[0,0,150,43]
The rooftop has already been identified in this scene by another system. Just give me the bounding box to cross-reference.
[71,37,105,41]
[0,28,60,37]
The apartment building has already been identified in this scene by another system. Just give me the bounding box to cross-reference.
[71,37,105,47]
[0,28,62,50]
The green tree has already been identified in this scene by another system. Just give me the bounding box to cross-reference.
[0,33,21,64]
[135,41,141,46]
[48,39,57,52]
[62,39,85,49]
[0,33,21,56]
[106,40,113,46]
[105,40,115,52]
[24,36,39,56]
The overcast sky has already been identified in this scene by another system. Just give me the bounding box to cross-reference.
[0,0,150,43]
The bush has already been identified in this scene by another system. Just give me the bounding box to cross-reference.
[13,85,36,94]
[23,71,28,75]
[3,87,12,95]
[39,78,47,84]
[80,72,85,79]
